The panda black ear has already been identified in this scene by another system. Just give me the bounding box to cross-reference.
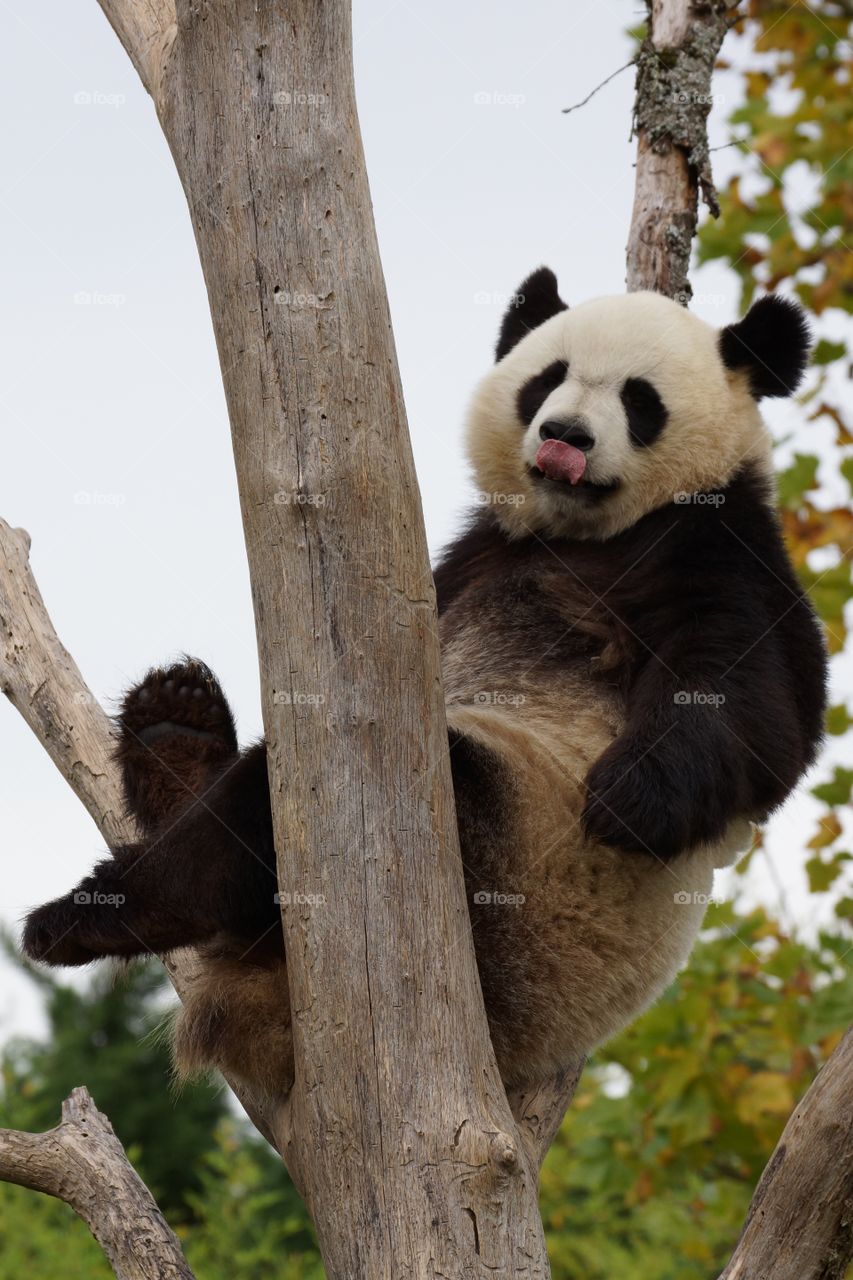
[719,295,812,399]
[495,267,568,362]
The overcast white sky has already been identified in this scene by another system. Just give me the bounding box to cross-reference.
[0,1,849,1041]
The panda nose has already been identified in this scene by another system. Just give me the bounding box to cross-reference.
[538,418,595,451]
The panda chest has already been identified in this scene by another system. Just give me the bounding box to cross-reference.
[438,579,627,729]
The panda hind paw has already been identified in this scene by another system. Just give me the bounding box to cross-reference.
[118,659,238,751]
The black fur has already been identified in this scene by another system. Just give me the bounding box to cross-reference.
[720,295,812,399]
[495,267,567,361]
[437,463,827,858]
[621,377,669,448]
[23,667,279,968]
[517,360,569,426]
[22,465,826,966]
[22,742,279,967]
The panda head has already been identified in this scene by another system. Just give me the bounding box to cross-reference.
[466,267,812,540]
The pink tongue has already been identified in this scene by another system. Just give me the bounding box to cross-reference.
[535,439,587,485]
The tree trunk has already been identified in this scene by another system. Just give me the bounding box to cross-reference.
[154,5,551,1270]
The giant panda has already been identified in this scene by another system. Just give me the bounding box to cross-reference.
[22,269,828,1101]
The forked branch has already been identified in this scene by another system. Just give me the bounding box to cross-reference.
[0,1087,195,1280]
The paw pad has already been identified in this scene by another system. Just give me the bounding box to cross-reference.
[119,659,238,751]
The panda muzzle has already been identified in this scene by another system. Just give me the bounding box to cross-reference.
[535,439,588,486]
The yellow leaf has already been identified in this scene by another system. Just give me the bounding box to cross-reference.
[808,814,843,849]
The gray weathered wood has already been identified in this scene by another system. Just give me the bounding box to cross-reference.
[507,1059,586,1173]
[0,1087,195,1280]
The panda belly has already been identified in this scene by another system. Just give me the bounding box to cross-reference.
[444,670,729,1086]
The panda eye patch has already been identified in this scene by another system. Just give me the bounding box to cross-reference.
[621,377,668,448]
[517,360,569,426]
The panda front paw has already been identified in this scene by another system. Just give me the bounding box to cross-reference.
[583,751,674,859]
[583,728,739,860]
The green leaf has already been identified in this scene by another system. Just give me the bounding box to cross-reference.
[841,457,853,497]
[826,704,853,736]
[812,767,853,807]
[812,339,847,366]
[777,453,819,507]
[806,851,851,894]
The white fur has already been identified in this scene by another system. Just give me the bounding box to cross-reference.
[467,292,775,540]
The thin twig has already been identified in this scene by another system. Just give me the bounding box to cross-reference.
[563,59,636,115]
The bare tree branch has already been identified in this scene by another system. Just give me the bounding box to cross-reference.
[626,0,730,300]
[0,1087,195,1280]
[0,521,126,844]
[95,0,176,99]
[562,59,635,115]
[4,0,579,1265]
[718,1026,853,1280]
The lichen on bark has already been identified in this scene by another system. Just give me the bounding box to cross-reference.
[633,4,730,217]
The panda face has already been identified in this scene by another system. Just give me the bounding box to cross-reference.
[467,276,810,541]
